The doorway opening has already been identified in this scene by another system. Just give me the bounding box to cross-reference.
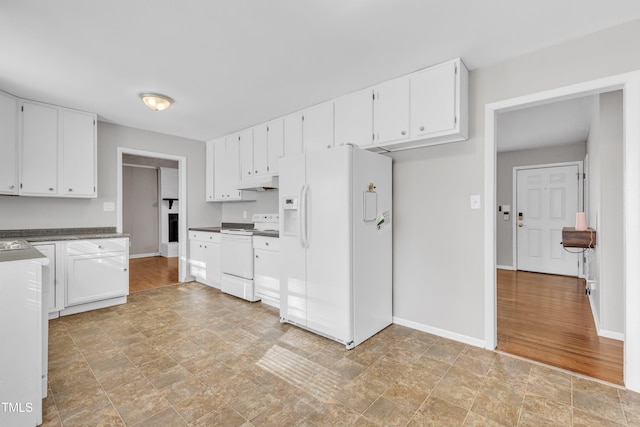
[117,148,189,290]
[484,72,640,391]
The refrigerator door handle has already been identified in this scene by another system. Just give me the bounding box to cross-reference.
[298,185,306,248]
[300,184,309,248]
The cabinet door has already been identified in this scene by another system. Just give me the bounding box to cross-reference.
[267,118,284,175]
[303,101,334,152]
[189,239,205,278]
[213,138,226,200]
[334,89,374,148]
[206,140,215,201]
[20,101,58,196]
[225,135,242,200]
[33,244,56,312]
[254,248,280,304]
[373,77,410,145]
[66,252,127,306]
[0,91,17,195]
[204,242,221,284]
[411,60,457,138]
[61,109,96,197]
[238,129,254,181]
[283,112,303,156]
[253,123,269,177]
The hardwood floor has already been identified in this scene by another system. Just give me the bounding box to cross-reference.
[128,256,178,293]
[497,269,624,385]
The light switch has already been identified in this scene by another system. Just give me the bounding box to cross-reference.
[470,195,481,210]
[103,202,115,212]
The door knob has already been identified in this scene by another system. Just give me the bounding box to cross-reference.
[518,223,524,227]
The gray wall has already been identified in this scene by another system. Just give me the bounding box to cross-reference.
[0,122,221,230]
[586,91,624,335]
[221,191,279,223]
[496,143,586,268]
[389,18,640,342]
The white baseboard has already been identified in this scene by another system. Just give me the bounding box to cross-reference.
[393,316,486,348]
[129,252,160,259]
[496,265,514,270]
[587,293,624,342]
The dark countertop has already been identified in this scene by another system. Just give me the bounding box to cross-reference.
[0,227,129,243]
[253,231,279,238]
[189,227,222,233]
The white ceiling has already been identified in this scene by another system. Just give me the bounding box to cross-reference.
[1,1,640,142]
[497,95,596,152]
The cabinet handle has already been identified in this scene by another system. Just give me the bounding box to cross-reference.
[255,170,258,173]
[124,268,128,271]
[248,171,251,175]
[9,185,14,189]
[49,187,54,191]
[419,126,425,131]
[255,254,259,259]
[68,188,73,192]
[98,245,104,249]
[401,130,406,136]
[265,242,269,246]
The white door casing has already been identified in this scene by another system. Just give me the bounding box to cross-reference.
[515,163,581,276]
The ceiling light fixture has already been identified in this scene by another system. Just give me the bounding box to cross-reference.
[139,92,173,111]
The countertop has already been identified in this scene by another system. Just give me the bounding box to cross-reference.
[0,243,48,263]
[188,226,278,238]
[0,227,129,243]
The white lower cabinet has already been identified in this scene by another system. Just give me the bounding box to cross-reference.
[32,243,58,314]
[64,238,129,309]
[253,236,280,308]
[189,231,221,288]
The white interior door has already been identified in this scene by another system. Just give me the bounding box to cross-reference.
[516,164,580,276]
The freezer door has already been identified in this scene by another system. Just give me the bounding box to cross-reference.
[305,147,353,343]
[279,154,307,326]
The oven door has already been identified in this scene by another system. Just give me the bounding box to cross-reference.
[221,233,253,280]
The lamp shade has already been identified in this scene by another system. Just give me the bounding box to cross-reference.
[139,93,173,111]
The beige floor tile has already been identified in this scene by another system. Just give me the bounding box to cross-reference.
[521,394,571,426]
[470,393,520,426]
[411,396,468,426]
[131,407,187,427]
[362,396,412,426]
[432,365,484,410]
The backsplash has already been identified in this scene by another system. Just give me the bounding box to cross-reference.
[221,190,278,222]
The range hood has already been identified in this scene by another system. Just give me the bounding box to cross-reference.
[237,175,279,191]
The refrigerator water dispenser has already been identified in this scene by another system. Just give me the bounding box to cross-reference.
[283,196,299,236]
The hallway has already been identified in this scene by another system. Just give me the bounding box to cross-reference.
[497,269,624,385]
[129,256,178,293]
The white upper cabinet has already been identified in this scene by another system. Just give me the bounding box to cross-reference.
[61,109,96,197]
[19,100,96,198]
[283,112,303,156]
[373,77,410,145]
[209,135,256,202]
[252,123,269,177]
[302,101,334,152]
[238,129,254,180]
[334,89,374,148]
[20,101,59,196]
[410,58,468,143]
[266,118,284,175]
[0,91,18,195]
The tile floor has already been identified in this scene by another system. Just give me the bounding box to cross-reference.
[43,282,640,426]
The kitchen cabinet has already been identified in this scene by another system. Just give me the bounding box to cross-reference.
[410,58,468,144]
[65,238,128,307]
[334,89,374,148]
[303,101,334,152]
[253,236,280,309]
[19,100,97,198]
[33,243,57,313]
[252,118,284,177]
[188,231,221,288]
[209,136,256,202]
[284,112,303,156]
[238,129,254,180]
[0,90,18,195]
[373,77,410,145]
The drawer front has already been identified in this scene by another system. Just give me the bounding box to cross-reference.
[253,236,279,251]
[67,238,127,255]
[189,231,221,243]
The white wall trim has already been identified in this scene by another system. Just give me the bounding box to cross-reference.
[496,265,514,271]
[588,293,625,341]
[485,70,640,391]
[117,147,189,283]
[129,252,160,259]
[393,316,486,348]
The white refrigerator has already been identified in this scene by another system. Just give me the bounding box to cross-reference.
[279,145,392,349]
